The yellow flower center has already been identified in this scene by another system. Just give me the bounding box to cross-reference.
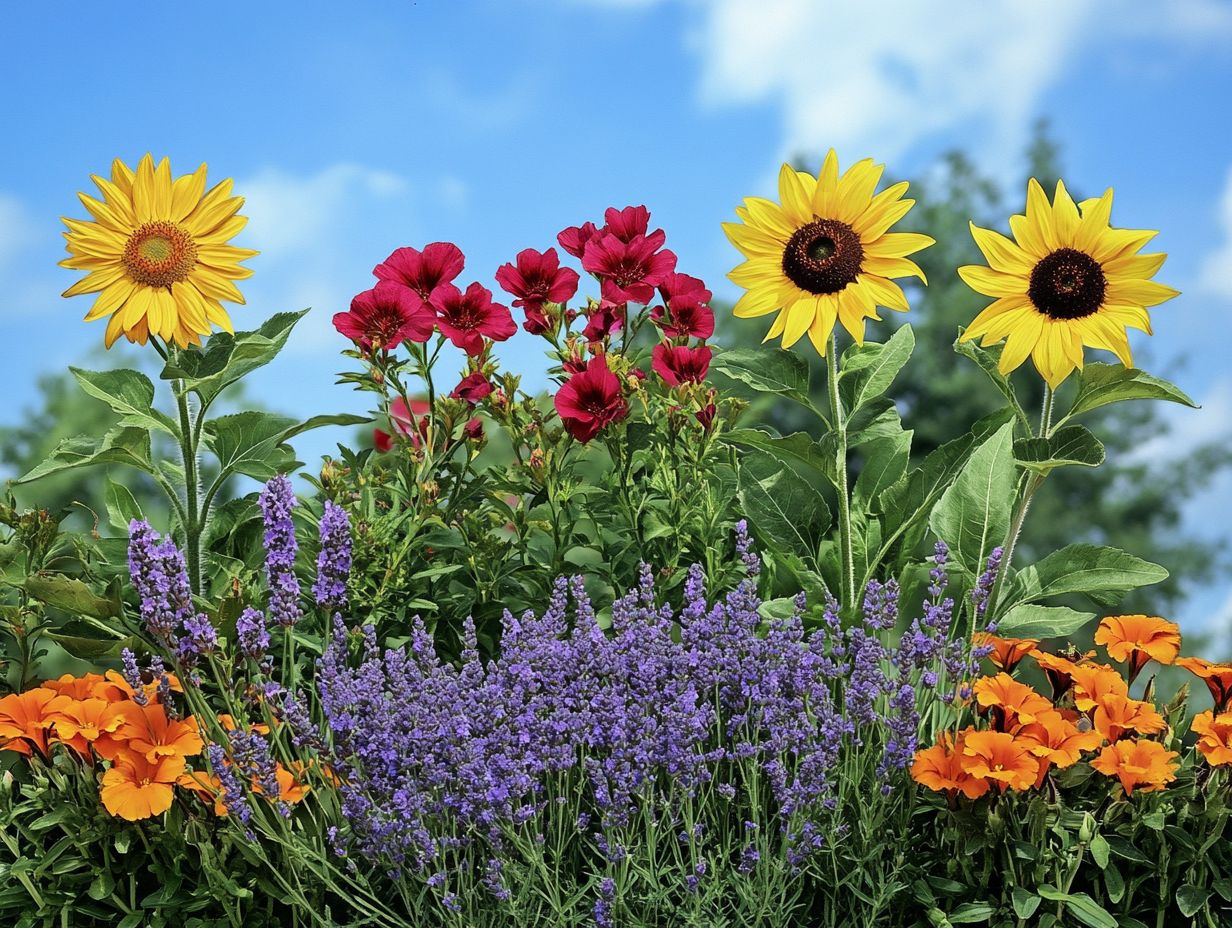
[122,221,198,289]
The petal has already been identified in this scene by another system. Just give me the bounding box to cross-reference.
[738,197,795,239]
[1105,279,1180,308]
[811,149,841,217]
[806,295,840,356]
[777,163,814,226]
[1050,179,1081,247]
[722,221,785,258]
[1024,178,1057,252]
[781,297,816,348]
[863,255,926,284]
[170,164,208,223]
[1074,188,1114,254]
[853,185,913,240]
[970,223,1033,273]
[732,284,784,318]
[859,274,910,313]
[958,265,1026,298]
[835,158,883,225]
[728,256,784,288]
[865,231,935,259]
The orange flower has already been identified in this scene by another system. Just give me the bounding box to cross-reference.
[1091,693,1166,743]
[0,688,59,756]
[1029,650,1093,700]
[972,673,1053,732]
[973,634,1038,673]
[101,753,186,820]
[1069,663,1128,713]
[40,672,125,702]
[959,730,1038,792]
[254,762,311,804]
[1090,739,1179,796]
[118,704,203,761]
[45,697,132,759]
[178,769,228,816]
[218,713,271,735]
[1191,711,1232,767]
[103,669,183,705]
[1018,709,1104,787]
[1177,657,1232,713]
[1095,615,1181,683]
[911,732,990,800]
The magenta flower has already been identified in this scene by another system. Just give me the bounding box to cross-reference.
[373,242,465,311]
[652,343,712,387]
[554,355,628,442]
[333,281,436,350]
[450,371,492,405]
[435,282,517,355]
[557,221,599,260]
[583,233,677,305]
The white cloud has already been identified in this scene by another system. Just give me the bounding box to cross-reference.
[235,164,412,352]
[590,0,1232,164]
[1130,376,1232,464]
[1199,165,1232,299]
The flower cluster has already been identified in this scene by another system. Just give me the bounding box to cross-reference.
[912,614,1191,799]
[313,520,969,914]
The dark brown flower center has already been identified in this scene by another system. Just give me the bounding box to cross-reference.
[1027,248,1106,320]
[122,221,198,289]
[781,218,864,295]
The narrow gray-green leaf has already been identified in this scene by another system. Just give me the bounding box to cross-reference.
[998,603,1096,639]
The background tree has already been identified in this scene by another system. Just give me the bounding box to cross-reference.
[716,122,1232,615]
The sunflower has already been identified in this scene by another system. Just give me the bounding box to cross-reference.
[958,179,1178,388]
[61,154,257,349]
[724,150,933,355]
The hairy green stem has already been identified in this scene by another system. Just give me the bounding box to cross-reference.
[826,332,856,611]
[175,378,203,597]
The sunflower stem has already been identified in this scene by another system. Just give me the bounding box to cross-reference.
[174,377,204,598]
[826,331,856,613]
[989,385,1054,620]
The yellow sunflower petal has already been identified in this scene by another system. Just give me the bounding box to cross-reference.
[1050,180,1081,247]
[62,265,126,298]
[806,295,840,356]
[778,163,814,227]
[1103,251,1166,279]
[812,149,841,217]
[962,296,1034,341]
[836,290,868,344]
[865,231,935,259]
[723,221,786,258]
[958,265,1027,298]
[170,164,208,223]
[860,274,910,313]
[729,256,784,288]
[1074,188,1114,254]
[835,158,883,225]
[854,186,912,241]
[738,197,795,239]
[732,285,783,319]
[83,279,136,321]
[1105,279,1180,308]
[1025,178,1058,252]
[863,255,926,284]
[970,223,1033,273]
[998,313,1044,374]
[781,297,816,349]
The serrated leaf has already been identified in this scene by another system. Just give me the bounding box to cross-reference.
[204,412,298,481]
[24,574,121,620]
[1069,362,1198,418]
[161,311,307,405]
[738,450,831,562]
[928,421,1016,573]
[69,367,178,436]
[1010,544,1168,608]
[854,429,913,508]
[1014,424,1105,473]
[15,427,153,484]
[839,324,914,414]
[998,603,1095,639]
[44,631,132,660]
[711,347,813,406]
[725,429,833,483]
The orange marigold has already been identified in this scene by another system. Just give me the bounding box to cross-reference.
[1095,614,1181,683]
[1177,657,1232,713]
[101,753,186,821]
[973,633,1038,673]
[0,688,59,756]
[45,697,133,760]
[118,703,203,761]
[960,730,1038,792]
[1090,738,1179,796]
[40,672,126,702]
[1069,663,1128,713]
[1017,709,1104,787]
[911,732,991,800]
[1191,711,1232,767]
[972,673,1053,732]
[1091,693,1166,743]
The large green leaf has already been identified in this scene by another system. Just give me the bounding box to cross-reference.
[1035,888,1117,928]
[953,331,1029,428]
[24,574,121,620]
[204,412,299,481]
[1009,544,1169,608]
[724,429,833,483]
[69,367,178,436]
[710,347,813,407]
[14,426,153,484]
[998,603,1096,639]
[854,429,913,508]
[928,421,1016,573]
[104,478,145,534]
[1013,424,1105,474]
[160,310,307,405]
[839,323,914,415]
[44,631,134,660]
[737,450,831,561]
[1068,362,1197,418]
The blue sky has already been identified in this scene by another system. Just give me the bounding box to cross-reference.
[3,0,1232,632]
